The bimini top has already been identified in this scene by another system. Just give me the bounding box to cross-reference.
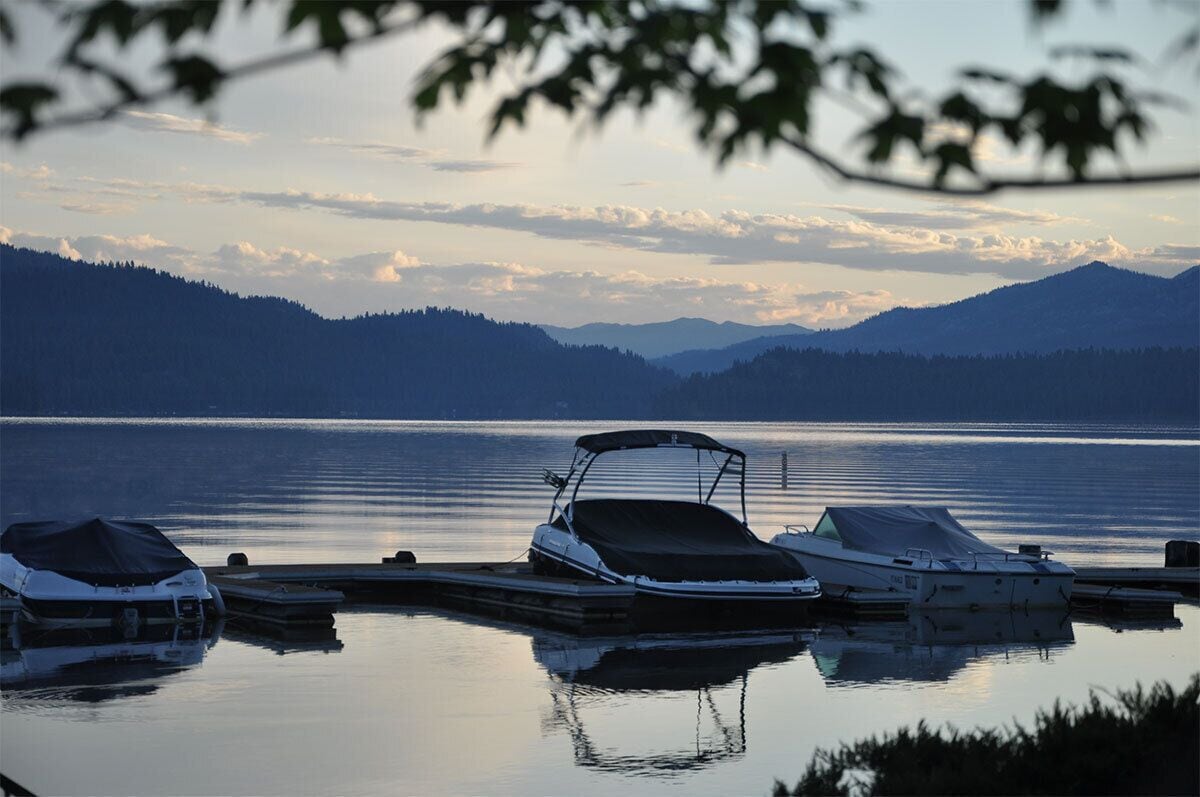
[1,517,198,587]
[574,429,744,458]
[821,506,1008,560]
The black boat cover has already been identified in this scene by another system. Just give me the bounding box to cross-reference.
[1,518,197,587]
[554,499,809,582]
[823,506,1008,559]
[574,430,744,458]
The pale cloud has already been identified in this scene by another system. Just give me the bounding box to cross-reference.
[121,111,263,144]
[1151,214,1184,224]
[233,190,1192,278]
[1,161,54,180]
[736,160,768,172]
[0,227,903,326]
[59,200,135,215]
[11,168,1193,281]
[309,136,519,173]
[211,241,332,278]
[825,201,1076,230]
[333,250,423,283]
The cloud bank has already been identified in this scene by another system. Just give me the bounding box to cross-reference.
[120,111,263,144]
[0,226,904,327]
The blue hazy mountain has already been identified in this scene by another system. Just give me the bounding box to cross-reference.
[656,262,1200,375]
[540,318,811,359]
[0,244,675,418]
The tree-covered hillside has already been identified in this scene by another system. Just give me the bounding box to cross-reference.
[657,262,1200,375]
[654,347,1199,423]
[0,244,675,418]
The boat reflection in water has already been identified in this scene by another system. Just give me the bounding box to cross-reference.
[811,609,1075,687]
[532,628,812,775]
[1,620,221,702]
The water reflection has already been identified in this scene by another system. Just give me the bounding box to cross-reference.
[217,620,344,655]
[531,628,812,776]
[1,420,1196,567]
[812,610,1074,686]
[1,621,220,704]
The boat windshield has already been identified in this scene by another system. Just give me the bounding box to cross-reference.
[546,431,748,525]
[813,512,843,541]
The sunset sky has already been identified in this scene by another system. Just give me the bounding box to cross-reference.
[1,0,1197,327]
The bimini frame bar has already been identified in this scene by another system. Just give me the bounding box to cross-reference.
[546,430,749,535]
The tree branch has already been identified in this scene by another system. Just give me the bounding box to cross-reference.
[784,135,1200,195]
[5,14,421,138]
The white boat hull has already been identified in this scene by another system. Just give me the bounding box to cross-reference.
[532,524,821,602]
[769,534,1073,610]
[0,552,214,627]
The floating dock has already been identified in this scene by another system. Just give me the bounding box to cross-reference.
[198,557,1200,631]
[1070,583,1184,617]
[207,574,345,626]
[205,562,637,632]
[1074,566,1199,598]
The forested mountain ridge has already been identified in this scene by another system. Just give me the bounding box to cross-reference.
[656,261,1200,375]
[0,244,675,418]
[1,244,1195,423]
[541,317,811,358]
[654,347,1199,423]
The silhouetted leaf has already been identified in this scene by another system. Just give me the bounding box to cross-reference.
[162,55,225,103]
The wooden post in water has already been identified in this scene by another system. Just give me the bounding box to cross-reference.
[781,451,788,490]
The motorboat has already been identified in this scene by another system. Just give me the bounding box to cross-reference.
[770,506,1074,610]
[1,517,217,628]
[530,430,821,603]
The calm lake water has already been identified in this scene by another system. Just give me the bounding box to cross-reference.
[2,419,1198,795]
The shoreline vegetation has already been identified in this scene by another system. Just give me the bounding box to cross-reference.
[773,675,1200,796]
[2,244,1197,423]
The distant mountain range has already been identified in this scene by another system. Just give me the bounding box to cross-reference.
[541,318,811,359]
[656,262,1200,375]
[0,245,673,418]
[1,245,1194,422]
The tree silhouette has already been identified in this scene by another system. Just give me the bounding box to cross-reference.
[1,0,1196,195]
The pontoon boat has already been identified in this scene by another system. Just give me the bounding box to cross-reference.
[530,430,821,603]
[1,517,216,627]
[770,506,1074,610]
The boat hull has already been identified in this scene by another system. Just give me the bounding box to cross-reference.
[771,534,1074,610]
[1,553,215,627]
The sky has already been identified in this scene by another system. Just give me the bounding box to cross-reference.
[1,0,1197,328]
